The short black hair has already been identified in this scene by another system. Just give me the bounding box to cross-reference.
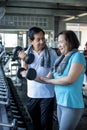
[58,30,80,50]
[28,27,45,40]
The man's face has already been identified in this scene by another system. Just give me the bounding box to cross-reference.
[30,31,46,51]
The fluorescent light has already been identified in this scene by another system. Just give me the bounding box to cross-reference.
[78,13,87,17]
[63,16,76,21]
[63,12,87,21]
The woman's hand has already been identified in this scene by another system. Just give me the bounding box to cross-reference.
[35,72,52,84]
[35,76,49,84]
[39,77,51,84]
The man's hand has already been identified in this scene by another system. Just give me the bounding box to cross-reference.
[18,50,26,60]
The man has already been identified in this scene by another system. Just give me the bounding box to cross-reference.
[18,27,58,130]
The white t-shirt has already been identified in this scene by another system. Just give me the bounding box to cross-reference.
[26,48,58,98]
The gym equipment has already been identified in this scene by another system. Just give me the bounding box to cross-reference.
[12,46,23,60]
[0,119,17,130]
[17,67,26,79]
[25,53,34,64]
[0,64,34,130]
[13,46,37,80]
[12,46,35,64]
[17,67,37,80]
[26,68,37,80]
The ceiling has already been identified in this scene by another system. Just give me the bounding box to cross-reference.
[0,0,87,22]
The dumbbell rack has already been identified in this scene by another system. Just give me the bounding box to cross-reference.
[0,63,34,130]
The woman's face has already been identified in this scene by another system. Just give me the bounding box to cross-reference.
[57,34,69,55]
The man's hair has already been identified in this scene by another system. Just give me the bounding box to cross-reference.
[28,27,45,40]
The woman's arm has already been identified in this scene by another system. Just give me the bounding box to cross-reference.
[35,71,52,83]
[40,63,84,85]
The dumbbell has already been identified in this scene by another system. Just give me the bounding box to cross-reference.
[12,46,34,64]
[17,67,37,80]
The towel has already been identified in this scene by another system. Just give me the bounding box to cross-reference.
[27,45,51,68]
[52,49,77,75]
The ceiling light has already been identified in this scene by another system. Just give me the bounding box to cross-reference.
[63,12,87,21]
[78,13,87,17]
[63,16,76,21]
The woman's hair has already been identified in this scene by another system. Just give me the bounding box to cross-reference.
[28,26,45,40]
[58,30,80,50]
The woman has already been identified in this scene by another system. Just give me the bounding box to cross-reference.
[39,30,86,130]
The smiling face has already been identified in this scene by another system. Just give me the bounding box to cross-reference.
[29,31,46,53]
[57,34,70,55]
